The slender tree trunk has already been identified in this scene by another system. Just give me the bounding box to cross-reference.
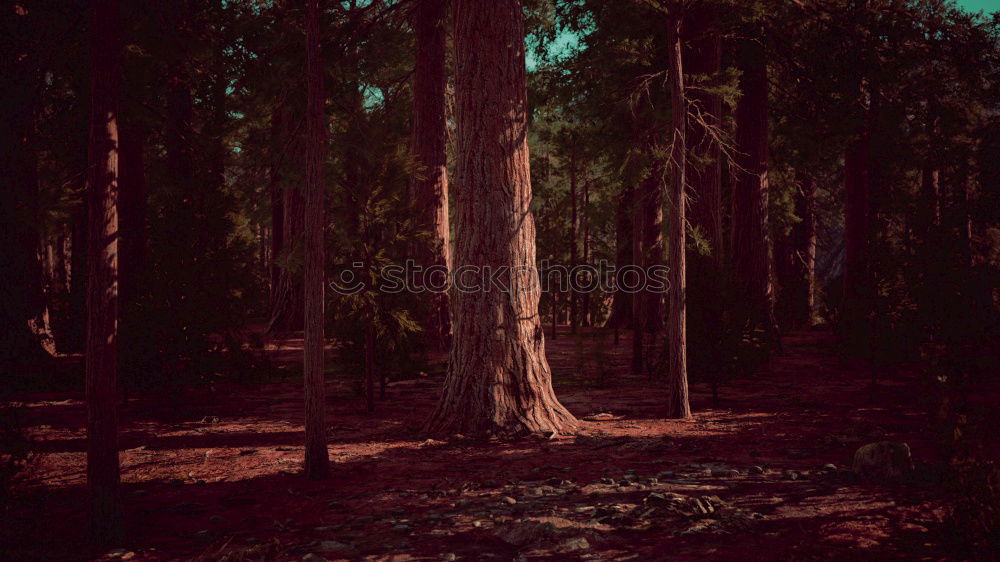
[118,123,146,314]
[270,152,305,333]
[410,0,451,351]
[269,105,285,305]
[791,171,816,327]
[67,192,89,353]
[632,190,645,375]
[843,124,872,353]
[605,182,634,329]
[665,10,690,419]
[640,164,665,335]
[426,0,578,438]
[303,0,330,479]
[731,32,778,346]
[569,137,578,335]
[86,0,123,544]
[581,173,591,327]
[364,324,376,413]
[551,290,558,340]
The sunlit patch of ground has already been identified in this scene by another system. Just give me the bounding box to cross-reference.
[3,329,958,560]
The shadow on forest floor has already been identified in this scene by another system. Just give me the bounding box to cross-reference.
[1,328,966,560]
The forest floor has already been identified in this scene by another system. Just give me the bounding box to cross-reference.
[3,328,974,561]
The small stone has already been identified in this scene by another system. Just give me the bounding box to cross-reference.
[711,468,741,478]
[822,463,838,472]
[316,540,350,553]
[558,537,590,552]
[644,477,659,485]
[749,465,764,475]
[393,524,413,532]
[106,549,128,559]
[618,480,631,487]
[302,555,327,562]
[783,470,801,481]
[441,554,457,561]
[600,477,614,485]
[239,449,257,455]
[500,496,517,505]
[195,529,212,541]
[656,470,675,479]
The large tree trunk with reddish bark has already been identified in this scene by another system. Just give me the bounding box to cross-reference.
[410,0,451,351]
[85,0,123,545]
[665,10,691,419]
[683,6,724,374]
[426,0,578,438]
[302,0,330,479]
[731,33,778,346]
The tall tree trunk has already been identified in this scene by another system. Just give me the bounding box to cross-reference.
[551,290,559,340]
[364,324,376,413]
[683,5,724,374]
[67,191,89,353]
[640,164,665,334]
[632,189,645,375]
[731,32,778,346]
[410,0,451,351]
[117,121,146,394]
[270,145,305,333]
[581,173,591,327]
[843,124,872,353]
[268,105,286,306]
[86,0,123,544]
[605,182,634,329]
[791,171,816,327]
[118,123,146,315]
[0,26,48,368]
[569,136,578,335]
[426,0,578,438]
[303,0,330,479]
[665,10,690,419]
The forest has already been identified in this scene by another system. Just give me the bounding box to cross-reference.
[1,0,998,559]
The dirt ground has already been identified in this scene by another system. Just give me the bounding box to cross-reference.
[2,328,970,560]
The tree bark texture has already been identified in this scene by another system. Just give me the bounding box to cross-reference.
[86,0,123,545]
[665,11,691,419]
[410,0,452,351]
[426,0,578,438]
[303,0,330,479]
[731,33,778,344]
